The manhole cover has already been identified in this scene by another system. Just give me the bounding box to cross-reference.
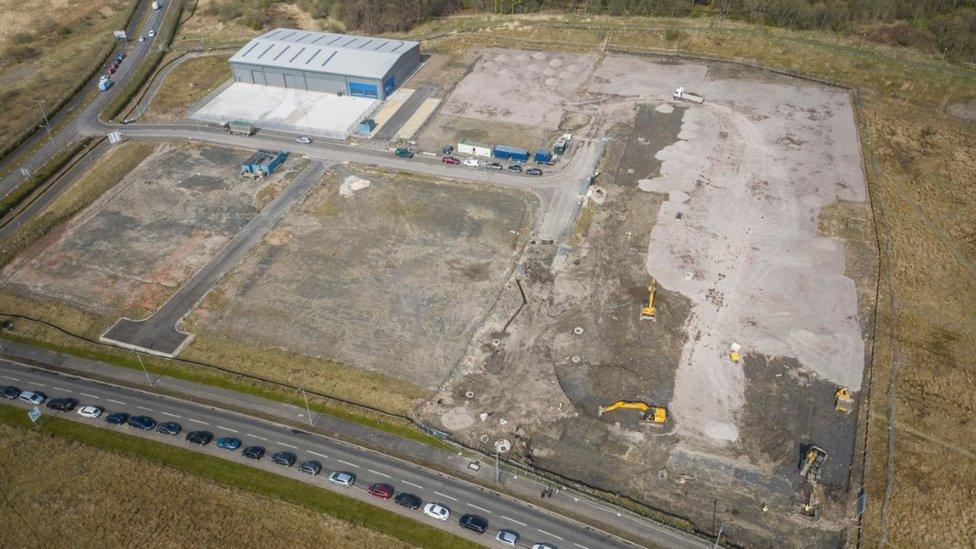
[494,439,512,453]
[573,326,584,335]
[571,356,581,363]
[480,434,490,443]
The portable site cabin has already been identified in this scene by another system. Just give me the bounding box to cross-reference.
[241,150,288,176]
[534,149,552,163]
[492,145,530,162]
[553,133,572,155]
[458,140,492,158]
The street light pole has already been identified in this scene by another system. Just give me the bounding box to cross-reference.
[35,101,53,144]
[300,386,314,426]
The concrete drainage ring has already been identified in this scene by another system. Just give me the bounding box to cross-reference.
[480,434,490,443]
[491,338,501,347]
[571,355,581,363]
[465,390,475,399]
[573,326,584,335]
[494,439,512,453]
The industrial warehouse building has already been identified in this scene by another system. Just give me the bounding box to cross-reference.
[229,28,421,100]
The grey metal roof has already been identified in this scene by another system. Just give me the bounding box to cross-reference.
[229,28,418,80]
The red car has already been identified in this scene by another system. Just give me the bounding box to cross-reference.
[441,156,460,165]
[368,483,394,499]
[106,66,116,75]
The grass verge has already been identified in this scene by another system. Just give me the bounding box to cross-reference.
[141,53,231,121]
[0,403,471,548]
[0,138,94,220]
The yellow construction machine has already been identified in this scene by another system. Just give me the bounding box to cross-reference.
[834,387,854,413]
[640,278,658,321]
[598,400,668,425]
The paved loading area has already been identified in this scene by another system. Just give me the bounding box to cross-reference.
[187,166,532,389]
[191,82,378,137]
[101,161,329,357]
[1,144,299,319]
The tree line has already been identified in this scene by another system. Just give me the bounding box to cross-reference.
[211,0,976,60]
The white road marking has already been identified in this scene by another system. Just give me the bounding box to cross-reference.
[573,544,590,549]
[30,382,46,387]
[218,426,238,433]
[161,412,180,418]
[501,515,527,527]
[401,480,424,490]
[247,433,268,441]
[80,393,99,399]
[107,399,126,405]
[1,376,20,381]
[54,386,69,391]
[466,503,492,514]
[137,406,153,411]
[277,442,297,449]
[434,491,458,502]
[537,528,564,540]
[337,459,360,468]
[308,450,328,459]
[368,469,391,478]
[189,418,209,425]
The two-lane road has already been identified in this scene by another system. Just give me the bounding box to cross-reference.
[0,359,701,548]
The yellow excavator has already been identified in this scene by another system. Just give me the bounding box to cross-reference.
[598,400,668,425]
[640,278,658,321]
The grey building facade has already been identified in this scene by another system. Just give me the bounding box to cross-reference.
[229,29,421,100]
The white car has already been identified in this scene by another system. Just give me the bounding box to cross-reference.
[18,391,46,406]
[532,544,556,549]
[463,157,479,167]
[496,529,519,546]
[148,30,156,38]
[327,471,355,487]
[296,136,312,144]
[76,405,103,419]
[422,502,450,521]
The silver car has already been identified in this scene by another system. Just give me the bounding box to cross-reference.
[495,529,519,546]
[76,405,103,419]
[327,471,356,487]
[19,391,46,406]
[296,135,312,144]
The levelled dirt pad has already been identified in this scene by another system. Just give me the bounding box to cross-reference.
[191,167,532,389]
[1,143,296,317]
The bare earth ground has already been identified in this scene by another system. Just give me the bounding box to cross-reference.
[0,422,412,548]
[419,51,875,547]
[189,166,532,389]
[1,143,297,318]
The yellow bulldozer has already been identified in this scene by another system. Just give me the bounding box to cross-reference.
[640,278,658,321]
[598,400,668,425]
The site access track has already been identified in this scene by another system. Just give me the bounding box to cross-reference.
[0,344,708,549]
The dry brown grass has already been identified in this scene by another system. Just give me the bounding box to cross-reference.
[418,15,976,546]
[0,422,413,548]
[143,53,231,121]
[0,0,135,152]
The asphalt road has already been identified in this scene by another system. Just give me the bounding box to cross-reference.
[0,0,169,196]
[0,359,672,549]
[101,160,330,356]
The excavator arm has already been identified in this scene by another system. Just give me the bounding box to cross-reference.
[598,400,668,424]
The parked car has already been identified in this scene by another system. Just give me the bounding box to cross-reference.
[185,430,213,445]
[463,157,479,167]
[299,460,322,475]
[1,386,20,400]
[394,492,422,510]
[127,415,157,431]
[147,30,156,38]
[525,168,543,176]
[156,421,181,435]
[507,164,523,173]
[423,502,450,521]
[242,446,265,460]
[18,391,46,406]
[271,451,296,467]
[485,162,503,171]
[216,437,242,450]
[106,67,116,75]
[532,544,557,549]
[76,405,103,419]
[116,52,126,62]
[495,530,520,546]
[46,398,78,412]
[327,471,356,487]
[442,145,454,155]
[442,156,460,165]
[105,412,129,425]
[395,147,414,159]
[296,135,312,144]
[459,514,489,534]
[368,483,394,499]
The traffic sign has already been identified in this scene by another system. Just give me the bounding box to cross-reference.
[28,406,41,423]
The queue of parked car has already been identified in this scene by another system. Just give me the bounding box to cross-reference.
[2,383,558,547]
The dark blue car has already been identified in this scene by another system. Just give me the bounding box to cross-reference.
[242,446,265,460]
[216,437,242,450]
[105,412,129,425]
[127,415,157,431]
[156,422,181,436]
